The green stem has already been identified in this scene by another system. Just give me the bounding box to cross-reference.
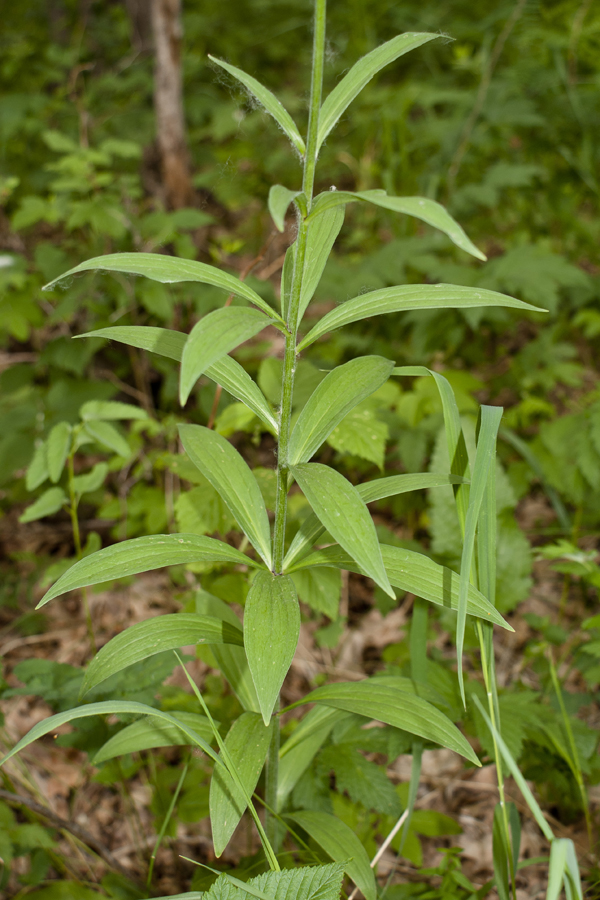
[147,756,189,890]
[67,454,96,654]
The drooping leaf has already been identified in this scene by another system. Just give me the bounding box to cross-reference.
[317,32,439,149]
[208,56,306,156]
[309,191,485,260]
[210,712,273,856]
[288,543,509,628]
[82,614,243,696]
[244,572,300,724]
[94,711,215,763]
[83,420,130,458]
[289,356,394,464]
[46,422,72,483]
[298,206,345,319]
[180,307,272,404]
[43,252,282,321]
[292,463,394,598]
[71,462,108,496]
[298,284,544,351]
[19,486,67,523]
[0,701,221,769]
[284,472,466,568]
[278,707,345,810]
[179,425,272,567]
[79,399,148,421]
[287,810,376,900]
[268,185,302,232]
[292,681,479,764]
[38,534,260,607]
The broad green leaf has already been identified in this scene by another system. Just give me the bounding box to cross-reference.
[287,810,376,900]
[244,572,300,723]
[194,591,260,712]
[79,399,148,421]
[0,701,221,769]
[47,421,71,483]
[288,543,510,629]
[456,406,503,705]
[294,681,479,765]
[180,307,271,404]
[179,425,272,567]
[94,711,215,762]
[317,32,439,150]
[298,206,345,319]
[71,462,108,495]
[277,707,345,810]
[292,463,394,598]
[210,712,273,855]
[38,534,260,607]
[84,420,130,457]
[284,472,466,568]
[326,405,388,469]
[309,191,485,260]
[268,185,302,232]
[77,326,276,431]
[203,863,345,900]
[43,252,282,322]
[26,440,49,491]
[298,284,544,351]
[289,356,394,464]
[19,486,67,523]
[208,56,306,156]
[82,614,243,695]
[291,567,341,618]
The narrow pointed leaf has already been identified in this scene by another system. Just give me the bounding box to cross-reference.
[456,406,503,705]
[47,422,72,483]
[287,810,376,900]
[77,325,186,360]
[284,472,466,568]
[298,284,544,351]
[298,206,345,319]
[292,463,394,598]
[547,840,569,900]
[82,614,243,696]
[288,543,510,629]
[0,701,222,769]
[208,356,278,431]
[210,712,273,855]
[309,190,485,260]
[179,307,271,404]
[26,441,49,491]
[244,572,300,724]
[94,711,215,763]
[289,356,394,465]
[19,486,67,524]
[317,33,438,149]
[179,425,272,566]
[294,681,479,764]
[79,400,148,421]
[208,56,306,155]
[268,185,302,232]
[38,534,260,607]
[43,252,283,322]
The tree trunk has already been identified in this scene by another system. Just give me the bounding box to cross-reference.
[150,0,192,209]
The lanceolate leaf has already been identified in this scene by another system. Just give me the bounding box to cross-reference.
[317,32,439,150]
[298,284,544,351]
[287,543,510,629]
[268,184,302,232]
[179,307,271,404]
[179,425,272,567]
[298,205,345,319]
[283,472,466,568]
[38,534,260,607]
[82,614,244,696]
[79,400,148,421]
[208,56,306,156]
[210,712,273,856]
[309,190,485,260]
[77,326,276,431]
[244,572,300,724]
[287,810,376,900]
[292,463,394,598]
[292,681,480,764]
[19,486,67,524]
[0,701,222,769]
[43,252,283,322]
[289,356,394,464]
[94,711,215,763]
[47,421,72,483]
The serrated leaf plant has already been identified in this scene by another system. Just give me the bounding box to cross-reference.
[3,2,576,898]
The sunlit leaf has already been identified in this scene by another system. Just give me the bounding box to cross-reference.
[94,711,215,763]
